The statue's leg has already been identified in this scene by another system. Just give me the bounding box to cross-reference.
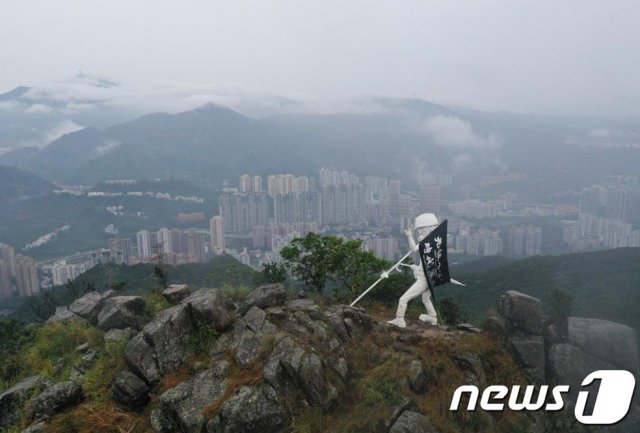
[419,289,438,325]
[394,280,427,319]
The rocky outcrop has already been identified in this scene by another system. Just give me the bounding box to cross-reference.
[241,283,287,314]
[45,306,87,325]
[498,290,544,335]
[210,385,289,433]
[507,336,545,383]
[152,362,229,433]
[0,376,50,429]
[68,291,105,323]
[548,343,617,401]
[125,304,193,385]
[26,381,83,421]
[97,296,145,331]
[567,316,639,372]
[163,284,191,304]
[389,411,439,433]
[184,288,235,330]
[112,371,150,410]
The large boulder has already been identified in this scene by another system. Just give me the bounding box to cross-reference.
[124,332,160,385]
[548,343,616,402]
[163,284,191,304]
[498,291,544,335]
[297,353,338,411]
[389,411,439,433]
[507,336,545,383]
[151,362,228,433]
[241,284,287,314]
[46,307,86,325]
[26,381,83,421]
[68,291,104,323]
[97,296,145,331]
[143,304,194,377]
[111,371,150,410]
[212,385,288,433]
[0,376,50,429]
[184,288,234,330]
[567,317,639,372]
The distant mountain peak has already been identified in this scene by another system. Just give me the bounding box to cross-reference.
[0,86,32,101]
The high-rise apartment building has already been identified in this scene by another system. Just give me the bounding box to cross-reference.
[0,243,40,299]
[109,238,132,265]
[210,216,226,255]
[420,184,441,214]
[507,225,542,256]
[219,192,269,232]
[15,255,39,297]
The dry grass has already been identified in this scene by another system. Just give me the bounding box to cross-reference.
[45,402,152,433]
[202,358,264,419]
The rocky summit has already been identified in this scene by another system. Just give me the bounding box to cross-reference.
[2,284,639,433]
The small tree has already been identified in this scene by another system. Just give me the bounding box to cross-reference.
[260,262,288,287]
[280,233,337,292]
[329,239,388,298]
[281,233,387,295]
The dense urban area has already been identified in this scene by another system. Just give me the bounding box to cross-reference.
[1,166,638,301]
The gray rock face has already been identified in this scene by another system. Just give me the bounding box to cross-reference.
[0,376,49,429]
[152,363,228,433]
[455,353,487,388]
[285,298,319,312]
[567,317,639,372]
[548,343,616,401]
[45,306,86,325]
[68,291,104,323]
[507,336,545,383]
[184,288,235,330]
[389,411,439,433]
[26,381,83,421]
[124,332,161,385]
[215,385,288,433]
[125,303,196,385]
[97,296,145,331]
[104,327,135,343]
[20,421,46,433]
[298,353,338,411]
[484,315,512,338]
[408,360,428,394]
[242,283,287,314]
[499,291,543,335]
[145,304,194,377]
[163,284,191,304]
[112,371,150,410]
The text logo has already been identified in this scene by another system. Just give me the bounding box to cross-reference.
[450,370,636,425]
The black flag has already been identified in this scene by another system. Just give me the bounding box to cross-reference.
[418,220,450,297]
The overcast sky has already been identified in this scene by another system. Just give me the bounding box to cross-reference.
[1,0,639,117]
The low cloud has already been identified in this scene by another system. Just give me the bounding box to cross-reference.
[40,120,84,147]
[421,115,504,170]
[422,116,501,151]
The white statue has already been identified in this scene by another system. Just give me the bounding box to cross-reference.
[388,213,439,328]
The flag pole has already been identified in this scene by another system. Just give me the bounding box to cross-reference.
[349,248,415,307]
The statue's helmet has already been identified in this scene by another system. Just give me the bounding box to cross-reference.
[414,213,438,229]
